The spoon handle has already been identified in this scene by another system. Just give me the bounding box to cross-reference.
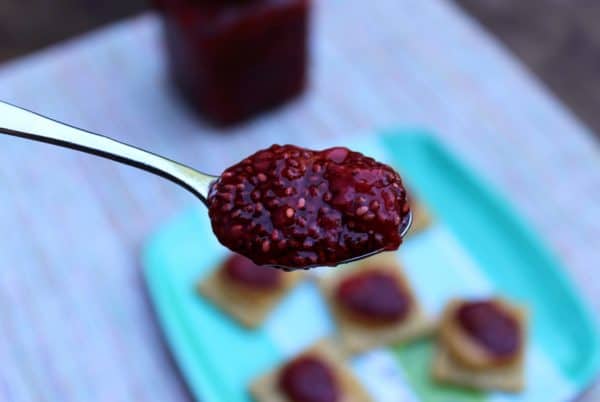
[0,101,216,203]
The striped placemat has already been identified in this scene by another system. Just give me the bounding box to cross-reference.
[0,0,598,400]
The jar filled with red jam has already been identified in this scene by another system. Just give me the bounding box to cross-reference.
[155,0,311,126]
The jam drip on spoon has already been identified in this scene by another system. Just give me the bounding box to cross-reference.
[207,144,410,269]
[335,270,411,324]
[278,356,340,402]
[456,301,521,358]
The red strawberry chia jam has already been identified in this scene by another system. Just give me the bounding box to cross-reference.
[222,254,282,289]
[154,0,310,126]
[207,144,410,269]
[335,271,411,324]
[456,301,521,358]
[278,356,340,402]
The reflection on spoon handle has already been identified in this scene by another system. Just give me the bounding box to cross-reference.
[0,101,216,203]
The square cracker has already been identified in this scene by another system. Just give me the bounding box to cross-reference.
[250,340,373,402]
[439,299,526,369]
[320,253,433,354]
[432,341,524,392]
[432,299,527,392]
[197,260,303,328]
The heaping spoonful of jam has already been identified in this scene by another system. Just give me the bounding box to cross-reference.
[0,101,411,270]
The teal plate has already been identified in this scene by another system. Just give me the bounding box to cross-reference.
[143,131,600,402]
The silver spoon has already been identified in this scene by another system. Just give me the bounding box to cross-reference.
[0,101,412,268]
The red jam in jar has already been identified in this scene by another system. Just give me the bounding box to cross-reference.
[155,0,310,126]
[456,301,521,358]
[278,356,340,402]
[222,253,282,289]
[335,271,411,324]
[207,144,410,269]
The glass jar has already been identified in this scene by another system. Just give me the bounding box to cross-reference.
[155,0,311,126]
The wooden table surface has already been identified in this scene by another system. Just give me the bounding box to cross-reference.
[455,0,600,141]
[0,0,599,401]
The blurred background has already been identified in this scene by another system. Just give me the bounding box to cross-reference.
[2,0,600,134]
[1,1,600,402]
